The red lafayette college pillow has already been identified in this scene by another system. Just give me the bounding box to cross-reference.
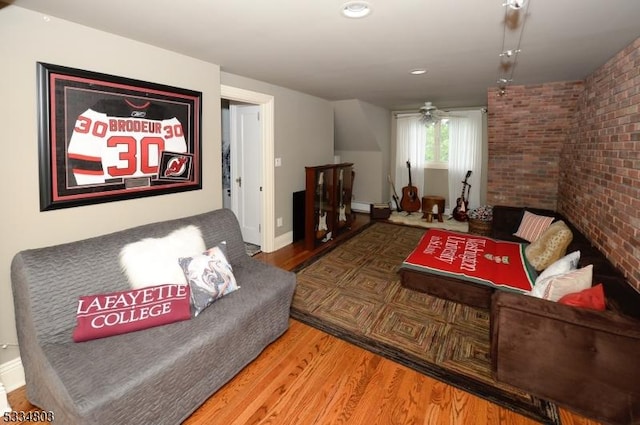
[73,283,191,342]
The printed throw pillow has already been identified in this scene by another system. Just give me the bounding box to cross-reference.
[529,264,593,301]
[535,250,581,285]
[525,220,573,271]
[513,211,555,242]
[558,283,606,311]
[120,225,206,289]
[73,284,191,342]
[179,242,240,317]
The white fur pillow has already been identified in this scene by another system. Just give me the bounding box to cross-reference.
[120,225,206,289]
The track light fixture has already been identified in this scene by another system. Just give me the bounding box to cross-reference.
[503,0,526,10]
[495,0,530,96]
[499,49,521,58]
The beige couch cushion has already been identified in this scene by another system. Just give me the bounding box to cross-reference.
[525,220,573,271]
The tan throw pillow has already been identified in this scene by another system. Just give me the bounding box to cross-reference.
[529,265,593,301]
[513,210,555,242]
[525,220,573,271]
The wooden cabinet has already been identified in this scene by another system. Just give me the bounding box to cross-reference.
[304,163,354,250]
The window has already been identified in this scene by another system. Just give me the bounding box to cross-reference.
[425,119,449,168]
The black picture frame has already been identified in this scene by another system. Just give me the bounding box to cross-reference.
[36,62,202,211]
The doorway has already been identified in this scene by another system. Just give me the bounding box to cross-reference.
[230,102,261,245]
[220,85,275,252]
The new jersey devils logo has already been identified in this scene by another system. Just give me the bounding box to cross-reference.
[164,156,188,177]
[158,151,193,181]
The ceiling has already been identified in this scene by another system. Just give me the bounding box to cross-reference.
[8,0,640,110]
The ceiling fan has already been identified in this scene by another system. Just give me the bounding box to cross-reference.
[419,102,451,124]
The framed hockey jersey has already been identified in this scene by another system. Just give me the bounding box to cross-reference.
[36,62,202,211]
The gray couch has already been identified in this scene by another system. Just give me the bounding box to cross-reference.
[11,208,296,424]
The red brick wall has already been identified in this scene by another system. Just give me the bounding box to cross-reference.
[487,81,583,210]
[559,38,640,291]
[486,38,640,292]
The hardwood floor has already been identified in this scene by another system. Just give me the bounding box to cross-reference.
[8,214,601,424]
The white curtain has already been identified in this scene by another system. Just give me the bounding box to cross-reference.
[448,110,483,210]
[395,115,425,209]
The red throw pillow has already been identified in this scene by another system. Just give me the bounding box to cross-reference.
[73,284,191,342]
[557,283,606,311]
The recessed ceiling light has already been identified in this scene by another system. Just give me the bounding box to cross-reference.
[409,69,427,75]
[341,1,372,19]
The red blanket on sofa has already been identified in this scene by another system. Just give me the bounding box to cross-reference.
[401,229,537,292]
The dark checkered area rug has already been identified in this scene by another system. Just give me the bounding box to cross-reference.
[291,222,560,425]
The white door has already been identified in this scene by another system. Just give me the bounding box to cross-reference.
[230,104,262,245]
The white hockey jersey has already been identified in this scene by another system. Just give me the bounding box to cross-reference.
[67,107,187,185]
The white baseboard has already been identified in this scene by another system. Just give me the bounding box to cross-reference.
[1,382,10,414]
[352,201,454,217]
[273,230,293,252]
[0,357,25,393]
[351,201,371,213]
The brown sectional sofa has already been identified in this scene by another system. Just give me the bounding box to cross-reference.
[489,205,640,425]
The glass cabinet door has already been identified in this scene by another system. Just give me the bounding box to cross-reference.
[336,166,353,230]
[304,163,354,250]
[313,168,333,241]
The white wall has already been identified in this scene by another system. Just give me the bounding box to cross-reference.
[334,150,385,208]
[333,100,391,205]
[0,5,222,381]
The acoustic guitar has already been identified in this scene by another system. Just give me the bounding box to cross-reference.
[452,170,472,222]
[400,160,421,213]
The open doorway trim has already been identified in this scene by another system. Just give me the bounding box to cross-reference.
[221,85,275,253]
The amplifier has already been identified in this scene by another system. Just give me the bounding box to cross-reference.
[370,203,391,219]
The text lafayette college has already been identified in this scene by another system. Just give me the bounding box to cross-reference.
[76,284,188,329]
